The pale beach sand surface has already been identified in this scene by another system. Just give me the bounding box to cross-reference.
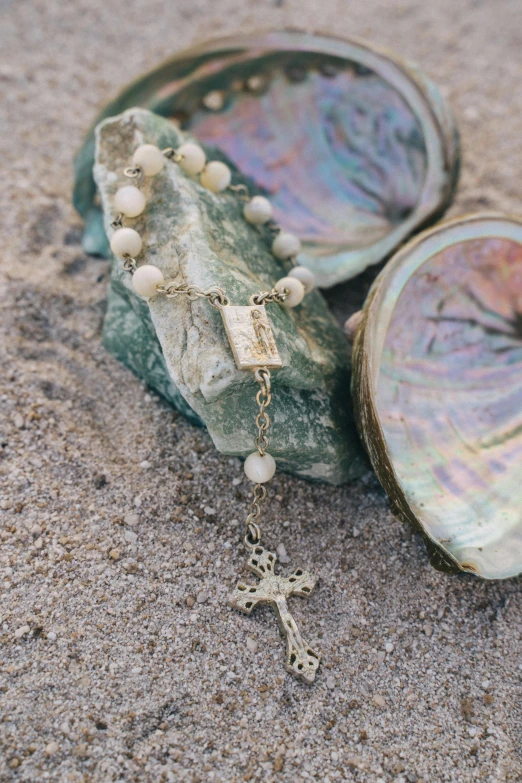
[1,1,521,781]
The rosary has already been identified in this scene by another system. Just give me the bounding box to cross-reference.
[108,141,321,683]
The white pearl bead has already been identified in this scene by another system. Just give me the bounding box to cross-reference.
[275,276,305,308]
[177,142,206,176]
[200,161,232,193]
[272,232,301,260]
[288,265,316,294]
[132,144,164,176]
[110,227,142,258]
[243,196,272,225]
[114,185,146,218]
[132,265,165,298]
[244,451,276,483]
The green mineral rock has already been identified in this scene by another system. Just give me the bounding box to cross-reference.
[94,108,366,483]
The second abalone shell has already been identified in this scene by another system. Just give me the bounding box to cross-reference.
[352,214,522,579]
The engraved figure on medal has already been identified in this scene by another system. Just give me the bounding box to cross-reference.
[221,305,282,371]
[251,308,272,357]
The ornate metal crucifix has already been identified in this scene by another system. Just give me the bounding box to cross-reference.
[229,545,320,683]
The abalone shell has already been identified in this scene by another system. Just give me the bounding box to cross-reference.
[73,29,460,286]
[352,214,522,579]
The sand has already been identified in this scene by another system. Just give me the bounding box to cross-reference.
[1,0,522,781]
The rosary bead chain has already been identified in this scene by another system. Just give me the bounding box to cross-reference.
[242,368,278,545]
[105,139,323,682]
[109,141,316,300]
[156,282,230,309]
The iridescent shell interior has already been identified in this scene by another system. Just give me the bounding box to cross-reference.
[73,30,459,286]
[360,215,522,579]
[180,55,429,281]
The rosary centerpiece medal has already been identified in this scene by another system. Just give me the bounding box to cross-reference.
[220,304,282,370]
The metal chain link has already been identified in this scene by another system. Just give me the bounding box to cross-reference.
[110,213,124,230]
[249,288,288,306]
[124,165,145,186]
[254,367,271,456]
[244,483,266,548]
[161,147,183,163]
[243,367,272,548]
[155,282,230,309]
[122,256,137,274]
[265,219,282,237]
[228,183,251,202]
